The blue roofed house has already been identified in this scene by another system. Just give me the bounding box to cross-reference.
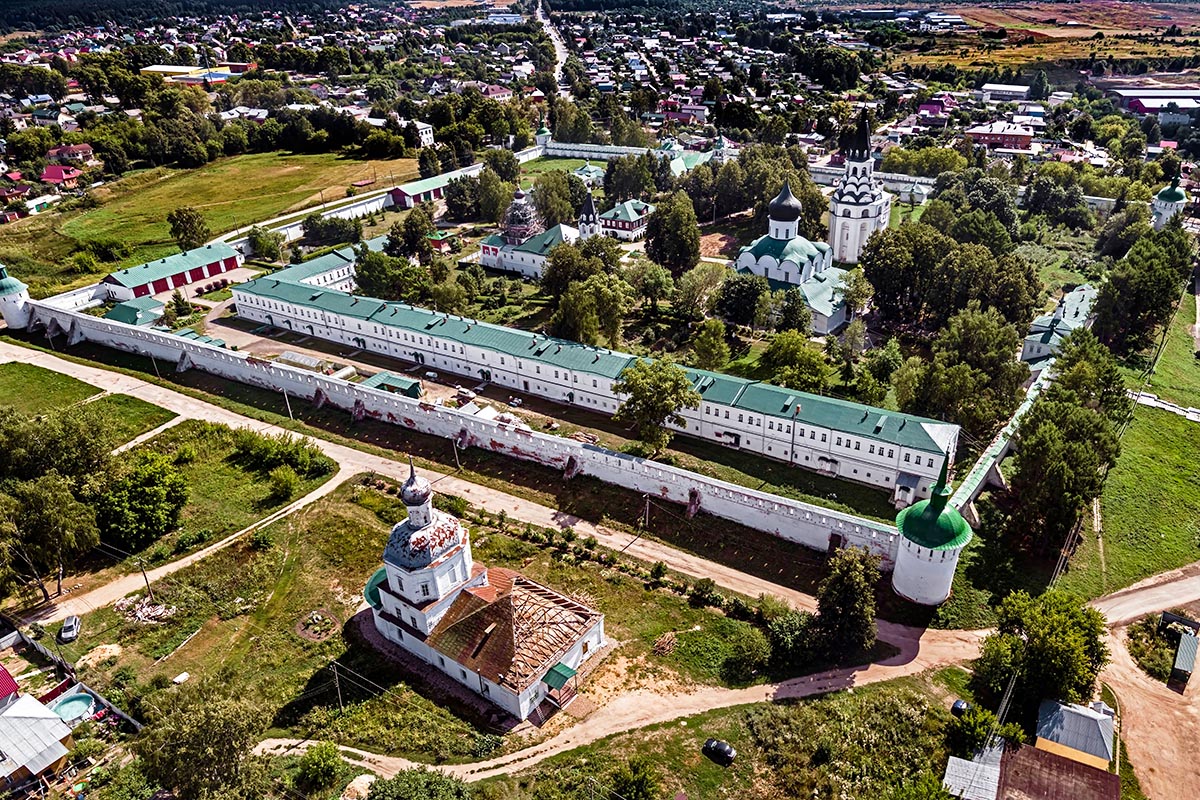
[1021,284,1097,366]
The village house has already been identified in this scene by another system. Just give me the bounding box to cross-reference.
[45,143,95,165]
[38,165,83,189]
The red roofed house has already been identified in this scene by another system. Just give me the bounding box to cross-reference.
[483,84,513,102]
[364,463,606,720]
[39,165,82,189]
[46,143,96,165]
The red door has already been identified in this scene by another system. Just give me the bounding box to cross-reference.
[171,273,188,288]
[151,278,170,293]
[223,256,238,271]
[189,267,206,282]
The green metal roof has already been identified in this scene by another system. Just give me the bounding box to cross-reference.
[364,566,387,609]
[600,200,655,222]
[0,266,27,298]
[1157,177,1188,203]
[740,233,830,266]
[895,459,972,550]
[513,224,574,256]
[104,242,239,289]
[360,370,423,397]
[104,297,164,326]
[798,267,847,318]
[541,662,577,689]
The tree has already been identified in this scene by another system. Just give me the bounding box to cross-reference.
[816,548,879,658]
[971,590,1109,710]
[918,199,956,232]
[645,190,700,277]
[354,247,429,303]
[768,610,816,670]
[674,262,727,319]
[1029,69,1051,101]
[134,682,267,800]
[96,452,188,552]
[838,268,874,319]
[246,226,284,262]
[443,175,480,221]
[580,273,632,347]
[7,472,97,599]
[948,705,1025,757]
[613,359,701,455]
[966,177,1019,235]
[604,154,654,201]
[532,170,575,226]
[397,205,436,265]
[482,148,520,182]
[949,209,1012,257]
[1047,329,1132,422]
[691,319,730,370]
[477,168,512,224]
[860,223,956,328]
[1093,237,1185,353]
[777,288,813,333]
[763,331,830,393]
[551,282,600,345]
[418,148,441,178]
[367,769,470,800]
[579,234,623,274]
[296,741,343,791]
[167,206,211,251]
[716,273,769,326]
[541,243,601,304]
[863,338,904,384]
[622,257,674,310]
[609,756,660,800]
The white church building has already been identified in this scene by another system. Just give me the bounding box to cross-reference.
[828,111,893,264]
[364,461,606,720]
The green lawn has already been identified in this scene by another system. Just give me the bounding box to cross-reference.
[1123,288,1199,408]
[889,202,926,228]
[520,157,589,179]
[479,669,956,800]
[86,393,177,444]
[1058,406,1200,599]
[2,151,418,298]
[0,362,99,413]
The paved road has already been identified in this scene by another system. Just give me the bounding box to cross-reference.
[537,0,569,88]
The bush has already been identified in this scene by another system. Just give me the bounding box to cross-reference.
[768,610,816,670]
[472,733,503,758]
[268,465,301,503]
[648,560,667,585]
[755,593,793,623]
[174,528,210,553]
[231,429,334,478]
[1127,616,1174,681]
[689,577,721,608]
[296,741,342,790]
[947,704,1026,757]
[249,528,274,550]
[722,627,772,683]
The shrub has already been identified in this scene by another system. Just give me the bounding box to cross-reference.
[768,610,816,670]
[472,733,503,758]
[726,595,754,621]
[296,741,342,790]
[433,492,469,518]
[249,528,274,550]
[755,593,793,623]
[231,429,334,478]
[947,704,1026,757]
[689,577,721,608]
[722,626,772,683]
[174,528,207,553]
[648,561,667,585]
[1127,616,1174,681]
[268,465,301,503]
[173,443,197,465]
[71,737,106,761]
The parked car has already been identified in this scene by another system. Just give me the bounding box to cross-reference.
[59,615,81,643]
[424,371,439,381]
[702,738,736,766]
[951,699,972,718]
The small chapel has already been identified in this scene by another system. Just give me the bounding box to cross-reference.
[828,110,893,264]
[364,461,606,721]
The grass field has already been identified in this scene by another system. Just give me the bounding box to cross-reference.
[520,157,589,182]
[1122,289,1199,408]
[1058,406,1200,598]
[480,668,959,800]
[1,151,418,298]
[0,361,100,413]
[85,393,177,444]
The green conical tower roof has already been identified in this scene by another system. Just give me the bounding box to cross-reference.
[0,265,27,298]
[895,455,972,551]
[1157,175,1187,204]
[536,112,550,137]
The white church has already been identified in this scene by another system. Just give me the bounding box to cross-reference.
[364,461,606,720]
[828,111,892,265]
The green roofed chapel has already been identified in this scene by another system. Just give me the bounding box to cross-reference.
[1152,175,1189,230]
[364,459,605,720]
[890,457,973,605]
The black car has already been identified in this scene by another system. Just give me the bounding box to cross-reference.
[702,738,736,766]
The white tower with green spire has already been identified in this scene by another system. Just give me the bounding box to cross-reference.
[0,265,30,329]
[535,114,552,147]
[890,456,972,605]
[1152,175,1188,230]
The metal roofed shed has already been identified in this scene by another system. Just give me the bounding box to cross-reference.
[1173,632,1197,684]
[361,371,424,398]
[0,694,73,785]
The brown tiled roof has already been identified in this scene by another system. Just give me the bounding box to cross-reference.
[427,568,601,692]
[999,742,1119,800]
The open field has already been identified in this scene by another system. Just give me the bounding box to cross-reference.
[0,361,99,413]
[1058,406,1200,599]
[1,151,417,299]
[85,393,177,444]
[956,2,1200,35]
[1121,286,1200,408]
[480,667,962,800]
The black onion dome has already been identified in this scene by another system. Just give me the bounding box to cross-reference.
[768,179,803,222]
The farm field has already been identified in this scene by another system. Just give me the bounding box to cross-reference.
[1058,405,1200,599]
[0,151,418,299]
[0,361,100,413]
[955,1,1200,35]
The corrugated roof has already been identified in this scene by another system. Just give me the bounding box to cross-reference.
[0,695,71,780]
[600,199,654,222]
[1036,700,1114,763]
[1175,632,1197,674]
[798,267,847,318]
[104,242,239,289]
[740,232,830,265]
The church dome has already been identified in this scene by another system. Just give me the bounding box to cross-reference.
[768,180,803,222]
[400,458,433,506]
[502,188,545,244]
[1157,176,1187,204]
[383,513,466,570]
[895,459,972,551]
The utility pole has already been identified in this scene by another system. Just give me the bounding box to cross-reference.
[149,352,161,379]
[643,493,650,528]
[452,438,462,470]
[332,663,343,710]
[138,558,154,603]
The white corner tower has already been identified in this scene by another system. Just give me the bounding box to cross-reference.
[1152,176,1188,230]
[828,110,892,264]
[535,114,552,147]
[0,265,30,330]
[890,456,972,606]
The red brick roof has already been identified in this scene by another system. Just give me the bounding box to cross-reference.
[999,743,1119,800]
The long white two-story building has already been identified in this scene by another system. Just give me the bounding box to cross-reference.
[232,253,959,506]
